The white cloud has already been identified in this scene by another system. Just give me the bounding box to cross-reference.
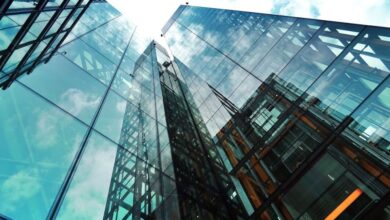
[271,0,390,28]
[57,137,117,220]
[0,169,41,212]
[59,88,101,118]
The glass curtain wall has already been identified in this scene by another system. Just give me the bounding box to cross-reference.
[163,5,390,220]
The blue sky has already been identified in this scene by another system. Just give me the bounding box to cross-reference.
[107,0,390,37]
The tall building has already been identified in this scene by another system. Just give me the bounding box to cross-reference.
[0,2,389,220]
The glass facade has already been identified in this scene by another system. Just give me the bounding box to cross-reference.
[0,2,389,220]
[162,5,390,220]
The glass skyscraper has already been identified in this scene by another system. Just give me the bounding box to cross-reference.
[0,2,389,220]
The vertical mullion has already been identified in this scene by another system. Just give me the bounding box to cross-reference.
[0,0,50,87]
[4,0,74,89]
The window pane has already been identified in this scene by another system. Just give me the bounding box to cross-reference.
[3,45,32,73]
[0,16,19,30]
[304,27,390,126]
[60,40,116,85]
[0,26,20,51]
[57,132,118,219]
[19,55,107,124]
[343,77,390,162]
[0,82,88,219]
[253,19,323,81]
[274,23,363,101]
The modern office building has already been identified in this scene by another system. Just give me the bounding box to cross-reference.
[0,1,389,220]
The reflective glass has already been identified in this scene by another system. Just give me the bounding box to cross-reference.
[94,91,139,146]
[0,16,19,30]
[80,32,124,65]
[228,73,262,108]
[275,23,363,101]
[3,45,32,73]
[304,27,390,126]
[60,40,116,85]
[119,54,136,74]
[112,69,142,104]
[216,65,249,98]
[19,55,107,124]
[92,17,134,52]
[57,132,118,219]
[252,19,323,81]
[8,14,30,25]
[0,82,88,219]
[0,26,20,51]
[282,154,346,219]
[46,0,64,7]
[94,91,158,158]
[9,1,35,9]
[25,39,48,65]
[343,77,390,162]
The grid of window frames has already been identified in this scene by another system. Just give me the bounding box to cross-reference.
[0,0,96,89]
[163,5,390,220]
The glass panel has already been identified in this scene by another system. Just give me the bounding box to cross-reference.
[343,77,390,162]
[3,45,32,73]
[238,17,295,68]
[0,26,20,51]
[79,31,124,65]
[0,16,19,30]
[304,27,390,126]
[19,55,107,124]
[112,69,142,104]
[46,0,64,7]
[92,17,134,52]
[9,1,36,9]
[8,14,30,25]
[228,73,262,108]
[216,65,249,98]
[274,23,363,101]
[282,154,346,219]
[94,91,158,158]
[119,55,136,75]
[57,132,118,219]
[60,40,116,85]
[94,91,139,147]
[25,39,48,65]
[0,82,88,219]
[252,19,323,81]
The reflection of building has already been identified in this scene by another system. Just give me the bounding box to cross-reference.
[211,73,390,219]
[0,2,389,220]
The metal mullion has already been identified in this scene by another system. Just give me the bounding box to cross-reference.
[5,5,84,16]
[3,8,42,16]
[44,0,93,63]
[0,0,12,17]
[28,1,90,73]
[0,0,50,86]
[4,1,73,89]
[14,30,65,50]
